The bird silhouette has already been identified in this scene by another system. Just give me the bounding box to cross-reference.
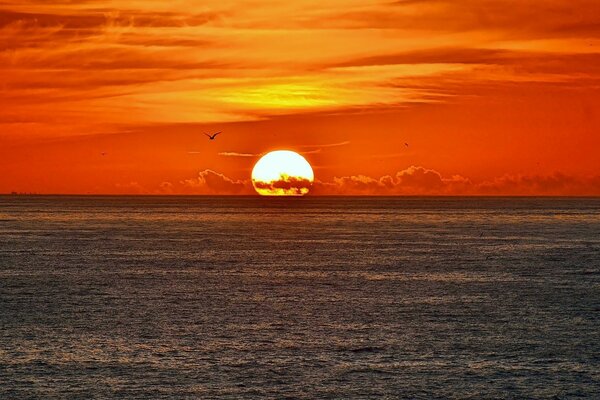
[404,142,409,147]
[205,131,221,140]
[101,152,107,156]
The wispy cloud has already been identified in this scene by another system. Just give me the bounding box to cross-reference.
[297,140,351,154]
[299,140,350,150]
[4,0,597,140]
[218,151,260,157]
[218,141,350,157]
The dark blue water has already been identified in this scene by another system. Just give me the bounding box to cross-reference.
[1,196,599,399]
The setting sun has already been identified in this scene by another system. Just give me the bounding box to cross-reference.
[251,150,314,196]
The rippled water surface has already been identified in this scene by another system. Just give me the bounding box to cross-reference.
[1,196,599,399]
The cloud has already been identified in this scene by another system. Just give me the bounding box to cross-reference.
[4,0,598,140]
[476,173,600,196]
[311,166,470,195]
[299,140,351,149]
[219,143,349,158]
[116,166,600,195]
[396,166,446,191]
[313,166,600,196]
[297,140,351,155]
[253,175,313,195]
[158,181,174,194]
[315,174,391,195]
[218,152,259,157]
[180,169,251,194]
[114,181,146,194]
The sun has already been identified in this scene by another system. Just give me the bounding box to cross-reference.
[252,150,314,196]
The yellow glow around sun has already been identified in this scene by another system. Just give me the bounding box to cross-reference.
[252,150,314,196]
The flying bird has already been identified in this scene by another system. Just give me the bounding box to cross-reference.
[101,152,107,156]
[404,143,409,147]
[205,131,221,140]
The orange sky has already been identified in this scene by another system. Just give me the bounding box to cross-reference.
[1,0,600,195]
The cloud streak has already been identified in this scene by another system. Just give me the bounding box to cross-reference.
[219,142,349,158]
[218,152,258,157]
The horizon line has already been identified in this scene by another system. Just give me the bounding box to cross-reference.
[2,194,600,199]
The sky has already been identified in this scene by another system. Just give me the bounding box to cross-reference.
[1,0,600,195]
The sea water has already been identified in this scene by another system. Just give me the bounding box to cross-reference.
[1,196,599,398]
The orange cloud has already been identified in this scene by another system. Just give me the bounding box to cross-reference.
[253,176,313,196]
[180,169,251,195]
[476,173,600,196]
[128,167,600,196]
[312,166,470,195]
[3,0,598,140]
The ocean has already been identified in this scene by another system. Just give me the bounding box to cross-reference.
[1,196,599,399]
